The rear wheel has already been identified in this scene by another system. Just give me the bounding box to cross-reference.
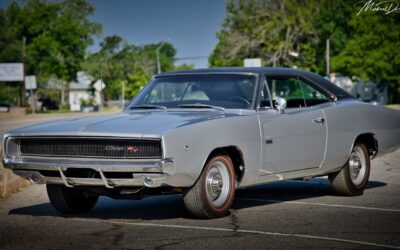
[47,184,98,214]
[329,143,370,196]
[183,155,236,218]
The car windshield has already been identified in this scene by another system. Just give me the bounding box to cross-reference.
[126,74,257,110]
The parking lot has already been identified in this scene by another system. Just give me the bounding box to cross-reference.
[0,115,399,249]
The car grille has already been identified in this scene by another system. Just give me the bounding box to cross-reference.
[17,137,162,159]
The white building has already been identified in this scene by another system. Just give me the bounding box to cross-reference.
[68,71,94,111]
[68,82,91,111]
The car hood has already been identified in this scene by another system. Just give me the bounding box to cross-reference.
[7,110,233,138]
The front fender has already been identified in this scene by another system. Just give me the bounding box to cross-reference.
[162,114,261,187]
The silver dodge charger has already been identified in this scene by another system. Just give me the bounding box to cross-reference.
[3,68,400,218]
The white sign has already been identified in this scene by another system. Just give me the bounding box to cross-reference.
[244,58,262,67]
[25,75,37,90]
[0,63,24,81]
[93,79,106,91]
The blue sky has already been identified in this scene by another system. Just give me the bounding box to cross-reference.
[88,0,226,68]
[1,0,227,68]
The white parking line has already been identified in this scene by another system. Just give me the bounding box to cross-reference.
[236,197,400,212]
[73,218,400,249]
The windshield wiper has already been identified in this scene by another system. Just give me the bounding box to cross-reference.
[129,104,167,110]
[177,103,225,112]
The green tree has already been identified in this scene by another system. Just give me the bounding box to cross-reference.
[209,0,264,67]
[209,0,353,73]
[333,13,400,103]
[0,2,23,62]
[314,1,353,74]
[83,36,182,100]
[125,68,149,99]
[210,0,399,102]
[209,0,323,69]
[0,0,101,83]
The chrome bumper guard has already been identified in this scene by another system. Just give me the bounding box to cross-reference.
[3,156,175,189]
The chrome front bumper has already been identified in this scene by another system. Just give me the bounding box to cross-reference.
[2,156,175,189]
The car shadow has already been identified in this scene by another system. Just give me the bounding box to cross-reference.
[9,178,386,220]
[233,178,386,210]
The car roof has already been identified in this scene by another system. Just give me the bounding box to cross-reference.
[157,67,355,100]
[158,67,303,75]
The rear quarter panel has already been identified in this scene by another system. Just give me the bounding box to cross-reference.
[322,100,400,171]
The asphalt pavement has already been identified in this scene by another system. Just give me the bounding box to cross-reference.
[0,113,399,249]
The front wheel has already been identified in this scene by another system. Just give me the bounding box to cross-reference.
[47,184,98,214]
[329,143,370,196]
[183,155,236,218]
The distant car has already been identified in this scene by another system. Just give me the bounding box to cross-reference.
[2,68,400,218]
[0,103,11,112]
[39,96,59,111]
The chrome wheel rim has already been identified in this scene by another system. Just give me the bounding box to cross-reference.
[349,146,366,185]
[205,160,231,207]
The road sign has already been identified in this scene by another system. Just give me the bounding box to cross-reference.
[93,79,106,91]
[0,63,24,81]
[25,75,37,90]
[244,58,262,67]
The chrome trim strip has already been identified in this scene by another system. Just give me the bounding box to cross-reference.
[3,145,176,188]
[9,135,162,140]
[3,156,174,172]
[4,157,175,174]
[12,170,168,188]
[9,155,164,163]
[154,72,259,77]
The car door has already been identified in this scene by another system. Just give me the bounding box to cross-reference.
[257,75,329,174]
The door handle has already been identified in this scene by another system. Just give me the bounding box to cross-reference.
[313,117,325,124]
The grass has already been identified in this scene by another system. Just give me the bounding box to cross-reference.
[386,104,400,109]
[34,108,72,114]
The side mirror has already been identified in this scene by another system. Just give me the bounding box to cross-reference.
[274,97,287,113]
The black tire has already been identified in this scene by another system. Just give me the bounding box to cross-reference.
[329,143,370,196]
[46,184,98,214]
[183,155,236,219]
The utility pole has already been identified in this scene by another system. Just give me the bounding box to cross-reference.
[100,58,103,112]
[60,80,64,109]
[29,79,35,114]
[156,41,168,101]
[156,40,170,74]
[21,36,26,108]
[156,43,165,74]
[121,80,125,108]
[326,39,330,77]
